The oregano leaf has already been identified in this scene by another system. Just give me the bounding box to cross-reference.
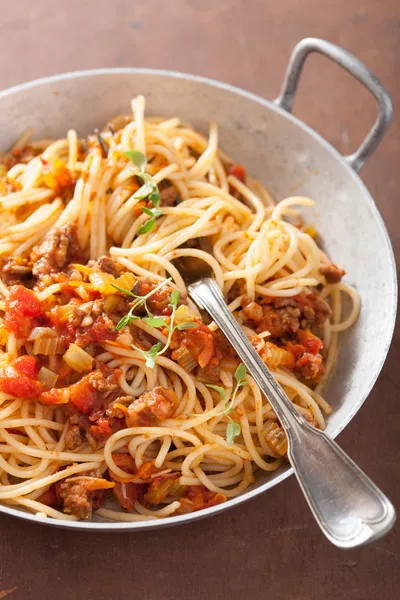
[235,363,247,385]
[124,150,147,170]
[142,317,168,328]
[226,420,241,445]
[206,384,227,404]
[170,290,180,307]
[138,218,156,235]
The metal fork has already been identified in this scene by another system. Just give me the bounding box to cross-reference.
[188,277,396,549]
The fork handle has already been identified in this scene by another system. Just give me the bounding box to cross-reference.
[188,278,396,548]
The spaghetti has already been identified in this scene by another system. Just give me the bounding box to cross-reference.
[0,95,360,521]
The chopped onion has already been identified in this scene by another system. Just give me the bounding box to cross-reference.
[115,272,136,291]
[75,285,91,301]
[56,304,76,324]
[38,366,58,388]
[174,305,198,325]
[263,342,295,369]
[104,295,121,313]
[69,269,82,282]
[28,327,57,341]
[89,271,116,295]
[63,343,93,372]
[70,263,93,275]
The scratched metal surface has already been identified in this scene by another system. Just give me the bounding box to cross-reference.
[0,1,399,599]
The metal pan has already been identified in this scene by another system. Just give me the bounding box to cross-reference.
[0,38,396,531]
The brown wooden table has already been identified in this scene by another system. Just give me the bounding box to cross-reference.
[0,2,399,599]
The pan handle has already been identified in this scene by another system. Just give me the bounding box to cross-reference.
[274,38,393,172]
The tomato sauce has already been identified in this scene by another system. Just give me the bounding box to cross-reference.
[41,371,107,415]
[178,486,226,513]
[173,322,216,369]
[77,316,118,346]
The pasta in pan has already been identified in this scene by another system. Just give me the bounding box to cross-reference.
[0,96,360,521]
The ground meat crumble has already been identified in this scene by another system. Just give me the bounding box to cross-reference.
[242,293,331,339]
[30,223,81,279]
[56,469,109,519]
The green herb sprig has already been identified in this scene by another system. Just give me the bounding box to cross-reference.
[112,280,197,368]
[138,207,163,235]
[206,363,247,445]
[112,277,172,331]
[124,150,163,235]
[124,150,161,207]
[124,149,147,170]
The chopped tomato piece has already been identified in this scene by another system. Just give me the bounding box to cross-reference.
[112,453,137,474]
[228,164,246,183]
[13,355,39,378]
[0,368,41,399]
[89,417,113,440]
[134,461,154,481]
[187,486,226,509]
[37,485,58,507]
[57,362,73,383]
[284,343,305,362]
[112,481,147,511]
[297,329,324,355]
[177,486,226,514]
[40,375,97,410]
[295,353,324,380]
[7,286,41,318]
[40,388,69,405]
[69,378,100,414]
[5,285,41,338]
[41,369,117,414]
[0,356,43,400]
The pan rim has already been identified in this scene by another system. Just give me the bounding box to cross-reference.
[0,67,396,530]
